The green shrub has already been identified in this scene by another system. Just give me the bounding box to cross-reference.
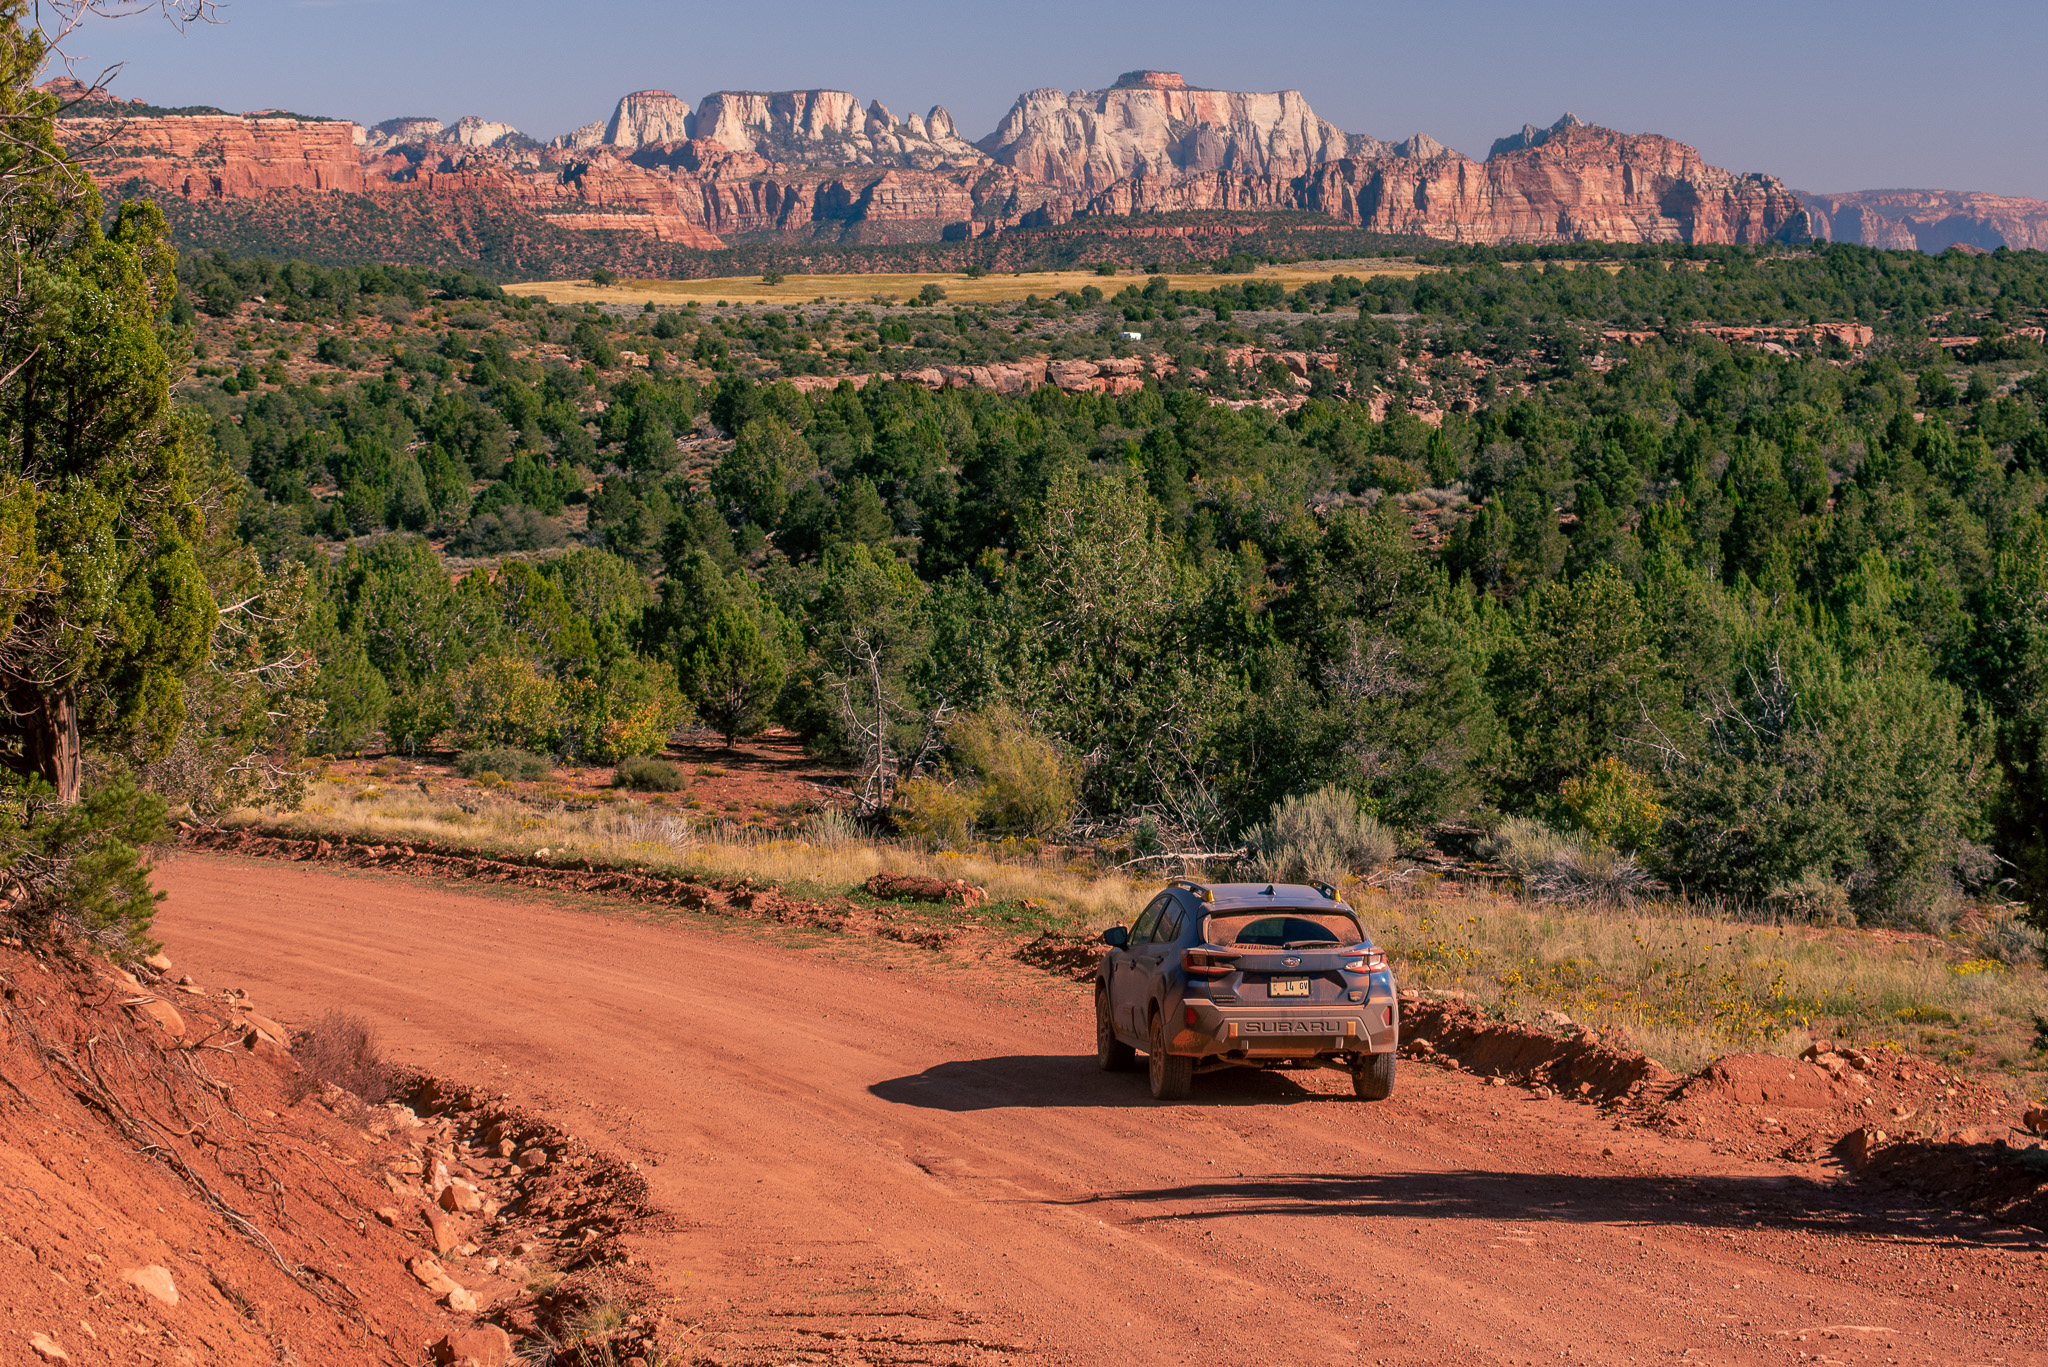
[951,708,1076,837]
[1972,910,2046,967]
[1555,757,1665,854]
[454,748,553,782]
[446,655,562,751]
[893,776,977,849]
[613,756,684,791]
[0,774,166,956]
[1662,644,1979,925]
[1763,868,1855,926]
[1243,785,1395,884]
[1480,816,1653,907]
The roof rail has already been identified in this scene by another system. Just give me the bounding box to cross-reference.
[1310,880,1342,901]
[1168,878,1213,903]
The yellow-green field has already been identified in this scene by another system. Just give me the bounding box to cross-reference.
[505,259,1432,308]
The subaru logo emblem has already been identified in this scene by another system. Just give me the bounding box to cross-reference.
[1283,957,1300,968]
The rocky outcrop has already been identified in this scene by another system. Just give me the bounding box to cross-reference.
[1302,120,1811,245]
[691,89,985,169]
[364,116,444,150]
[599,89,696,151]
[1796,188,2048,252]
[60,112,365,198]
[440,115,528,149]
[1488,110,1590,156]
[978,73,1385,194]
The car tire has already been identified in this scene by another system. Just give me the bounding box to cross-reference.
[1147,1012,1193,1101]
[1353,1049,1397,1101]
[1096,989,1135,1072]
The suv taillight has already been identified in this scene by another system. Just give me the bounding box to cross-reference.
[1343,947,1388,972]
[1181,948,1238,978]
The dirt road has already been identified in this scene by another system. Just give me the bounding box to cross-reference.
[152,854,2043,1366]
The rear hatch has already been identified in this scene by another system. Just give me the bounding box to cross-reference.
[1197,909,1366,1003]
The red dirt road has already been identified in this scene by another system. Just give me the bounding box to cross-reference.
[153,854,2045,1366]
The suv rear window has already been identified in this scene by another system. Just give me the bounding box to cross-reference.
[1204,911,1363,948]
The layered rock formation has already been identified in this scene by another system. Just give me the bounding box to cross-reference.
[60,111,364,198]
[550,87,982,170]
[52,73,1838,257]
[1305,118,1810,245]
[1795,189,2048,253]
[364,115,530,152]
[978,70,1389,194]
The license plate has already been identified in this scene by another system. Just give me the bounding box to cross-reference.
[1269,977,1310,998]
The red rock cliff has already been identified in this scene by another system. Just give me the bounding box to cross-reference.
[1308,123,1811,245]
[54,80,1821,256]
[1796,189,2048,252]
[60,114,364,198]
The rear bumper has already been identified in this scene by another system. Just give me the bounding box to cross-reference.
[1171,997,1399,1058]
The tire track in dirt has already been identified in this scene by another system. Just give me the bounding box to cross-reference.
[152,852,2044,1366]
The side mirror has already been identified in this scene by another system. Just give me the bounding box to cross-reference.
[1100,926,1130,949]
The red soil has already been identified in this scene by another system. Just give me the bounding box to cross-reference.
[147,853,2048,1366]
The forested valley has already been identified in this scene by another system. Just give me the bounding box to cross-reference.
[9,46,2048,955]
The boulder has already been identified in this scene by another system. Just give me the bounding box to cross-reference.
[1839,1125,1888,1170]
[433,1325,515,1367]
[407,1254,461,1298]
[144,951,174,973]
[439,1178,483,1213]
[29,1333,69,1362]
[243,1030,297,1072]
[514,1148,549,1171]
[445,1286,478,1313]
[2025,1106,2048,1135]
[1047,360,1101,391]
[120,1265,178,1306]
[242,1010,290,1045]
[425,1203,461,1254]
[127,997,185,1041]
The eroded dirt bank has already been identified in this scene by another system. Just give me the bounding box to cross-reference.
[153,853,2047,1366]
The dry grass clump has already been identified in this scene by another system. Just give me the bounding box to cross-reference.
[290,1010,393,1106]
[1241,784,1395,884]
[1353,882,2048,1077]
[1479,816,1657,907]
[235,785,1153,928]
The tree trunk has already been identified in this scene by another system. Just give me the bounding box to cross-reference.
[5,687,80,802]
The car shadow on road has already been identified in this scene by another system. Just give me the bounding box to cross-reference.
[1066,1170,2024,1246]
[871,1054,1352,1111]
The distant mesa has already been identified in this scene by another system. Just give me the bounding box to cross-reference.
[1795,187,2048,253]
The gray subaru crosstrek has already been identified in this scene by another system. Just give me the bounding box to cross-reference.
[1096,879,1399,1101]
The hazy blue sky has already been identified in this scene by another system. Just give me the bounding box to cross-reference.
[55,0,2048,197]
